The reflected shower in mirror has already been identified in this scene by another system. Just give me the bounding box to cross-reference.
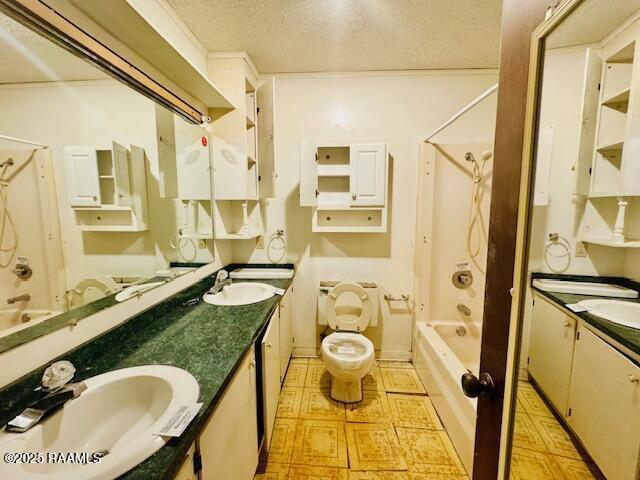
[0,11,215,344]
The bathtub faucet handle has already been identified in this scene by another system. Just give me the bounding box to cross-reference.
[461,372,496,399]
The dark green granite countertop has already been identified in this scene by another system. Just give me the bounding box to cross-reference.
[531,273,640,357]
[0,267,293,479]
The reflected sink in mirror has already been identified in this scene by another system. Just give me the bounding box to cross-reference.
[203,282,276,306]
[578,299,640,329]
[115,281,166,302]
[0,365,199,480]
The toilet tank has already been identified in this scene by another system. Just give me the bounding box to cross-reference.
[317,281,379,327]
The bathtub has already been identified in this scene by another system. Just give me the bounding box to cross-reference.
[413,320,481,474]
[0,309,62,337]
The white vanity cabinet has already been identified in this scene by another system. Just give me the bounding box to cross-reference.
[299,140,389,232]
[567,326,640,480]
[279,286,294,380]
[199,347,259,480]
[173,443,197,480]
[262,308,281,451]
[528,295,577,414]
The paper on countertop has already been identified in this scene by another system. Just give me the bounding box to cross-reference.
[153,403,202,437]
[273,287,285,296]
[566,303,591,313]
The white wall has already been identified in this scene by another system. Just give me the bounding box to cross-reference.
[232,71,498,358]
[0,80,227,294]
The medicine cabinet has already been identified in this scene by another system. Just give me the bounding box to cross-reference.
[299,141,389,233]
[64,143,149,232]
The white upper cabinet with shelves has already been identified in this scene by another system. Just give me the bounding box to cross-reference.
[299,140,389,233]
[63,143,149,232]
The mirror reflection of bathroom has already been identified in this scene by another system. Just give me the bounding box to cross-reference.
[0,11,215,339]
[508,1,640,478]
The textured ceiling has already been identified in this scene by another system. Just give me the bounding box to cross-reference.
[167,0,503,73]
[0,14,107,83]
[548,0,640,48]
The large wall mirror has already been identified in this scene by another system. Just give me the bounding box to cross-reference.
[0,9,215,349]
[508,0,640,478]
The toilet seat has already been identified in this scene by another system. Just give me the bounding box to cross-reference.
[321,332,374,370]
[325,282,372,332]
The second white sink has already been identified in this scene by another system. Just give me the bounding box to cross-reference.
[578,299,640,329]
[203,282,276,306]
[0,365,199,480]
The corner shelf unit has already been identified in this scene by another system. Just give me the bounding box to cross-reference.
[213,199,264,240]
[577,35,640,248]
[299,141,389,233]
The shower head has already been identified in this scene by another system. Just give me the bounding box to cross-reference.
[481,151,493,161]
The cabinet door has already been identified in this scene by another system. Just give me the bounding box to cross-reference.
[175,118,211,201]
[112,141,131,207]
[350,143,387,206]
[568,326,640,480]
[258,78,275,199]
[279,287,294,380]
[63,146,101,206]
[199,347,259,480]
[174,443,197,480]
[262,309,281,451]
[299,139,318,206]
[528,296,576,414]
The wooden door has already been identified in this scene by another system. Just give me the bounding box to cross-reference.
[63,146,101,207]
[262,310,281,451]
[349,143,386,206]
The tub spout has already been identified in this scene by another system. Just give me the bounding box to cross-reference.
[456,303,471,316]
[7,293,30,304]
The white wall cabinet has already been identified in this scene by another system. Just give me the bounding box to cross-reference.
[64,144,149,232]
[199,347,259,480]
[258,77,276,198]
[279,286,294,380]
[567,326,640,480]
[299,140,389,232]
[262,309,281,452]
[528,295,577,414]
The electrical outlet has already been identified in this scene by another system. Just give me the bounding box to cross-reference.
[575,241,587,257]
[256,236,265,249]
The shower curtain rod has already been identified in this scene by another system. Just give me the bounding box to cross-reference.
[423,83,498,142]
[0,134,47,148]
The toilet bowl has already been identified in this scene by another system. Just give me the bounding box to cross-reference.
[320,282,376,402]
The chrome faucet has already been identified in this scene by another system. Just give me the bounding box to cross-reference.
[209,270,232,295]
[7,293,30,304]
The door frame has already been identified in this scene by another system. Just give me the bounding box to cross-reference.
[472,0,586,478]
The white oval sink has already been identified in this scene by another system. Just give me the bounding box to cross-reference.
[0,365,199,480]
[202,282,275,306]
[578,299,640,329]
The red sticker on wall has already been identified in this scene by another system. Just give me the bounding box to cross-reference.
[201,137,208,147]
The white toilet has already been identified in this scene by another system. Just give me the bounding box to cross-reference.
[319,281,378,403]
